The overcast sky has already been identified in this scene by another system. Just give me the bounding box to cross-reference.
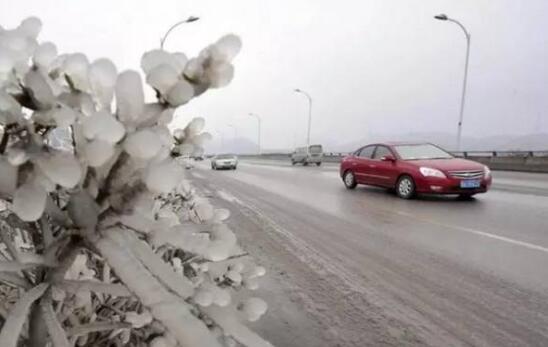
[2,0,547,150]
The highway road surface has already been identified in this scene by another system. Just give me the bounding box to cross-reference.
[189,159,548,347]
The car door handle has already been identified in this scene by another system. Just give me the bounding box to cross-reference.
[369,164,376,168]
[352,162,357,166]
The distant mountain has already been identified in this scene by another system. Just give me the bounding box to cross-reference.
[204,132,548,155]
[489,133,548,151]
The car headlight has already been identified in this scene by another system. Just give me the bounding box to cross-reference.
[419,167,446,178]
[484,166,491,178]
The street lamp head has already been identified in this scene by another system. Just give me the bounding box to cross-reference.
[294,88,301,93]
[434,14,448,21]
[160,16,200,49]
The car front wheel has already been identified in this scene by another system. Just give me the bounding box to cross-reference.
[343,171,357,189]
[396,175,415,199]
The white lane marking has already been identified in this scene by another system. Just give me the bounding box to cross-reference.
[495,178,548,188]
[239,162,294,172]
[212,160,548,254]
[321,171,339,179]
[216,189,242,204]
[241,160,340,171]
[396,211,548,254]
[190,171,205,179]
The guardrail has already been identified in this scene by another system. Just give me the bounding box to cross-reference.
[453,150,548,158]
[237,151,548,173]
[451,151,548,173]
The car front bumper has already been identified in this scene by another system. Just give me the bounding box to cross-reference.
[305,156,322,163]
[415,176,492,194]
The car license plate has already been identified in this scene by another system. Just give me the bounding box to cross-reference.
[460,179,481,188]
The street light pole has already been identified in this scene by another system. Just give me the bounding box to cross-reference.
[227,124,236,137]
[435,14,471,151]
[227,124,237,153]
[215,129,224,149]
[294,88,312,152]
[249,113,261,154]
[160,16,200,49]
[227,124,237,140]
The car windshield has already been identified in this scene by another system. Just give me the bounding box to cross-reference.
[393,144,453,160]
[309,145,323,154]
[216,154,235,159]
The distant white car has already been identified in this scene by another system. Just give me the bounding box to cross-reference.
[211,154,238,170]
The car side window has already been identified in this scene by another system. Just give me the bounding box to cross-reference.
[372,146,392,160]
[358,146,375,158]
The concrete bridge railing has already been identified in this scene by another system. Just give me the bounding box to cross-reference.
[235,151,548,173]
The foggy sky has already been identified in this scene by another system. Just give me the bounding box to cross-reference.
[2,0,547,150]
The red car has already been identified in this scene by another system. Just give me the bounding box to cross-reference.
[340,142,492,199]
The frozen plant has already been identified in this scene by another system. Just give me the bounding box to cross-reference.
[0,17,271,347]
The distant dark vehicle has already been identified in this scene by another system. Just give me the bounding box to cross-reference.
[192,155,204,161]
[211,154,238,170]
[291,144,323,166]
[340,142,492,199]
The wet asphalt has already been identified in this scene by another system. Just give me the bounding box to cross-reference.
[191,159,548,346]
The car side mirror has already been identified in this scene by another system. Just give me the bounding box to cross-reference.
[381,155,396,162]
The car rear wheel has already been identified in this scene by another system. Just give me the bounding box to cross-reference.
[211,163,216,170]
[303,162,308,166]
[291,160,296,165]
[396,175,415,199]
[343,171,357,189]
[316,162,321,166]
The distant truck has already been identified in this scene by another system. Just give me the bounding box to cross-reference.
[291,144,323,166]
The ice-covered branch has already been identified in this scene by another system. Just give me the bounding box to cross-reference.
[0,17,270,347]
